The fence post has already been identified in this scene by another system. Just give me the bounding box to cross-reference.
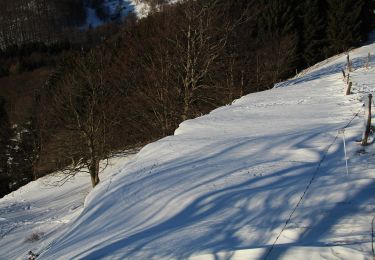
[347,73,350,86]
[339,129,349,175]
[362,94,372,146]
[344,74,351,95]
[346,82,352,95]
[366,52,371,70]
[342,69,346,80]
[347,54,352,72]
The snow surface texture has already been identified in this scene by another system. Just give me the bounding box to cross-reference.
[85,0,179,28]
[0,156,135,260]
[1,43,375,260]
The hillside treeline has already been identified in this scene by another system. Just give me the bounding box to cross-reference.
[0,0,170,49]
[0,0,87,49]
[0,0,374,195]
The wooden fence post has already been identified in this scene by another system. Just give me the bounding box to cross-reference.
[366,52,371,70]
[347,73,350,86]
[346,82,352,95]
[362,94,373,146]
[342,69,346,80]
[347,54,352,72]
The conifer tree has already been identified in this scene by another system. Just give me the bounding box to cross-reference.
[0,97,11,197]
[302,0,326,66]
[19,119,40,181]
[258,0,298,39]
[362,0,375,38]
[326,0,365,55]
[256,0,301,85]
[7,120,40,188]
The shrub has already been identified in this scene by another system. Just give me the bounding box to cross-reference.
[24,232,44,243]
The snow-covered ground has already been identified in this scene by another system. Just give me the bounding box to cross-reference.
[85,0,179,28]
[85,0,150,28]
[1,42,375,259]
[0,155,136,260]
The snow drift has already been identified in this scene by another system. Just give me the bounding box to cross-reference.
[1,40,375,260]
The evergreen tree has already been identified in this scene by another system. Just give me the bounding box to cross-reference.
[258,0,298,39]
[302,0,327,66]
[362,0,375,38]
[19,119,40,181]
[0,97,11,197]
[256,0,302,85]
[7,121,38,189]
[326,0,365,55]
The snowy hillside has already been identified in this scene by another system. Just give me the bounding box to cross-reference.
[85,0,149,28]
[1,42,375,259]
[85,0,179,27]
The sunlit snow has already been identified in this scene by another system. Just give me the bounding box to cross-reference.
[1,36,375,260]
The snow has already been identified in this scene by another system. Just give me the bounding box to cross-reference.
[84,0,179,28]
[84,0,150,28]
[85,7,104,28]
[1,41,375,260]
[0,155,135,259]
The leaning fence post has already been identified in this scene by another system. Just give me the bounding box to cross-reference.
[362,94,372,146]
[342,69,346,80]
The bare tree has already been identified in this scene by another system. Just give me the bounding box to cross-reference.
[40,49,120,187]
[141,47,180,135]
[171,0,231,121]
[133,0,249,126]
[0,0,86,49]
[129,11,181,135]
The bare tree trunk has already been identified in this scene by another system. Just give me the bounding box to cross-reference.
[175,1,229,121]
[182,93,190,121]
[90,158,100,187]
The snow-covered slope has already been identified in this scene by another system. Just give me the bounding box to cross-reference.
[85,0,179,28]
[85,0,150,28]
[0,156,135,260]
[1,42,375,259]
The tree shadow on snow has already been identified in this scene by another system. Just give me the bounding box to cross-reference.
[74,128,350,259]
[79,162,316,259]
[264,178,375,259]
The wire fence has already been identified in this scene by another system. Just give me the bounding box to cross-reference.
[266,54,374,259]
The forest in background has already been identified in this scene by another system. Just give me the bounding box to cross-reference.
[0,0,374,195]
